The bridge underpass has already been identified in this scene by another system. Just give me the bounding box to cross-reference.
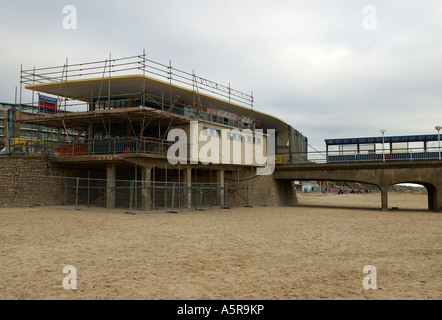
[274,161,442,212]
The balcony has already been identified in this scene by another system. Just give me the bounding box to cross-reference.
[6,137,175,158]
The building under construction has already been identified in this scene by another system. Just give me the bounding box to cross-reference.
[2,52,308,211]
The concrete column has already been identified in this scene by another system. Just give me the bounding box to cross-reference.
[276,179,297,206]
[141,165,152,211]
[106,164,116,209]
[424,184,442,212]
[427,185,437,211]
[436,186,442,213]
[380,187,388,211]
[183,167,192,208]
[217,169,225,206]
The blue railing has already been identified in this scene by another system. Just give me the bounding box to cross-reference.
[277,148,441,164]
[327,151,440,163]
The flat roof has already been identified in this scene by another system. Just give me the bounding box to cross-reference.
[325,134,440,146]
[25,74,291,134]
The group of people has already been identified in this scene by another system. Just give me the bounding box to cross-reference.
[337,189,371,195]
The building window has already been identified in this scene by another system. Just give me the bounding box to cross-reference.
[203,127,221,138]
[247,136,262,145]
[226,132,242,141]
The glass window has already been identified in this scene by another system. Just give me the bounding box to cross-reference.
[203,127,220,137]
[246,136,262,144]
[227,132,242,141]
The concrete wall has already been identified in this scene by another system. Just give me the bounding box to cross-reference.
[225,168,297,207]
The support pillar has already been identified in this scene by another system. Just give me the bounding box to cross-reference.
[106,164,116,209]
[217,169,225,206]
[275,179,297,206]
[380,187,388,211]
[183,167,192,209]
[87,121,93,154]
[141,165,152,211]
[426,184,437,211]
[436,186,442,213]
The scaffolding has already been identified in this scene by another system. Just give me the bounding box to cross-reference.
[13,51,262,155]
[1,102,84,154]
[19,50,255,114]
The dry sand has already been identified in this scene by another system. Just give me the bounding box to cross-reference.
[297,190,429,210]
[0,192,440,300]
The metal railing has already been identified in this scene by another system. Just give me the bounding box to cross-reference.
[7,137,175,157]
[8,140,441,164]
[277,147,442,164]
[56,137,175,157]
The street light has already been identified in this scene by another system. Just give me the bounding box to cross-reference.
[380,129,386,162]
[436,126,442,160]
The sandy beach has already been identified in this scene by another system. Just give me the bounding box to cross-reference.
[297,190,429,210]
[0,191,440,300]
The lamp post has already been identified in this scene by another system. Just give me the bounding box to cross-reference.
[436,126,442,160]
[380,129,386,162]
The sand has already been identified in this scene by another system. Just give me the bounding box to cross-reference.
[0,191,440,300]
[297,190,429,210]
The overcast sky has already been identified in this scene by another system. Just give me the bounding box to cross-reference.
[1,0,441,150]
